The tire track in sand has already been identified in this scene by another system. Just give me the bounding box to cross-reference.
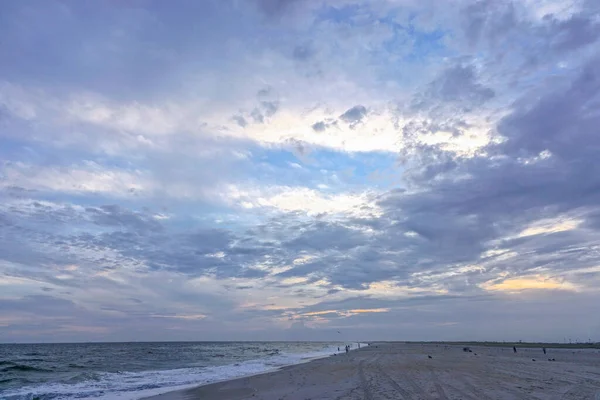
[358,360,375,400]
[440,382,479,400]
[457,375,495,400]
[370,357,425,399]
[428,369,449,400]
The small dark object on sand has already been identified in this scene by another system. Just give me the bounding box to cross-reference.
[474,353,477,355]
[463,347,470,352]
[428,355,432,359]
[532,359,536,361]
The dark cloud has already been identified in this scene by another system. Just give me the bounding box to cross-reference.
[546,13,600,52]
[86,205,163,232]
[249,100,280,124]
[128,297,143,304]
[499,58,600,159]
[253,0,301,17]
[311,121,326,132]
[339,105,367,125]
[0,295,79,316]
[251,108,265,123]
[293,44,314,61]
[461,0,517,48]
[232,115,248,127]
[311,119,338,132]
[285,138,310,156]
[0,0,245,101]
[430,64,495,104]
[458,0,600,75]
[261,101,279,117]
[284,221,368,252]
[257,88,272,98]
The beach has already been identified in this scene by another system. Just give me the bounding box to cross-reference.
[146,343,600,400]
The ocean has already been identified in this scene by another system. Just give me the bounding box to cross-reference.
[0,341,364,400]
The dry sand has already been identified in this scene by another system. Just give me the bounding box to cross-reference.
[146,343,600,400]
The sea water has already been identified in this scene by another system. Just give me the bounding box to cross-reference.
[0,342,366,399]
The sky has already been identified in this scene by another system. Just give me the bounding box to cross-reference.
[1,0,600,343]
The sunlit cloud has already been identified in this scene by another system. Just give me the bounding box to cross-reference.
[481,275,579,292]
[222,185,381,217]
[517,217,582,238]
[299,308,391,318]
[1,161,148,197]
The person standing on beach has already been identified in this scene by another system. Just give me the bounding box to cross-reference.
[513,346,517,353]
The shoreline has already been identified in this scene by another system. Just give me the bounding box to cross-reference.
[141,344,367,400]
[144,342,600,400]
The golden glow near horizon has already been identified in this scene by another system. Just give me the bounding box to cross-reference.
[481,275,578,292]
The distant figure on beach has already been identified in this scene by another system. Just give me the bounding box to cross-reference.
[513,346,517,353]
[338,347,340,351]
[345,346,349,354]
[543,347,546,354]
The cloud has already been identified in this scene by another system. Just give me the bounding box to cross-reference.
[292,44,314,61]
[1,161,148,197]
[311,121,327,132]
[1,0,600,342]
[546,12,600,52]
[481,275,579,292]
[232,115,248,127]
[429,64,495,104]
[86,205,164,232]
[339,105,368,125]
[255,187,380,217]
[253,0,302,18]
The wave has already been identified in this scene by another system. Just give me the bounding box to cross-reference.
[62,372,102,384]
[0,377,33,385]
[23,353,43,357]
[1,344,367,400]
[0,360,17,366]
[1,364,53,373]
[68,363,87,369]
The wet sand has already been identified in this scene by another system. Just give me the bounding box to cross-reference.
[145,343,600,400]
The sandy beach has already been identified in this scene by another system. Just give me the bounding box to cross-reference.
[145,343,600,400]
